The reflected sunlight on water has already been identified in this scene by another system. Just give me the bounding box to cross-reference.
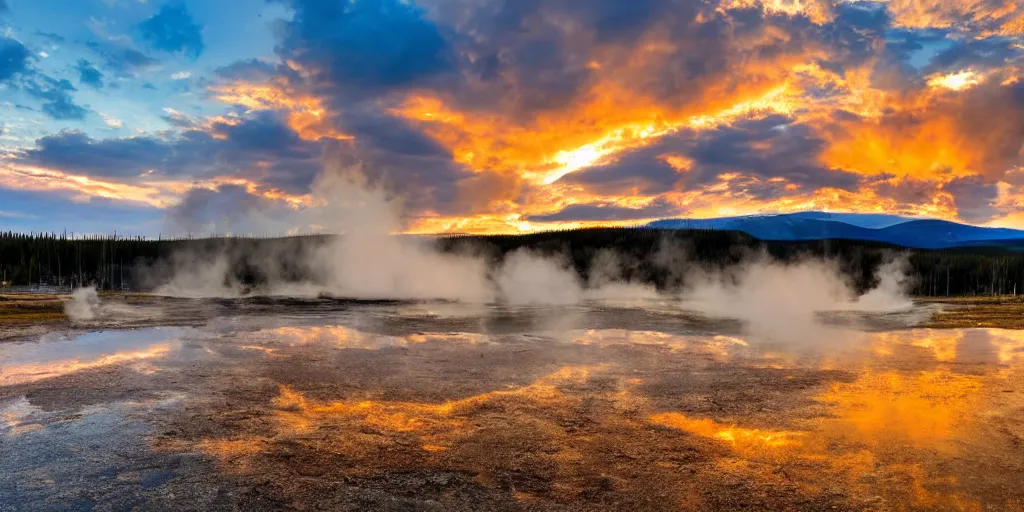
[0,328,186,386]
[7,302,1024,510]
[180,323,1024,509]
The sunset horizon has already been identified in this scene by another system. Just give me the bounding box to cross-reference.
[1,0,1022,236]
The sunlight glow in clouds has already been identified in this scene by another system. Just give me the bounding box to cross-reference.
[210,83,353,142]
[1,0,1023,234]
[927,70,983,91]
[543,86,797,185]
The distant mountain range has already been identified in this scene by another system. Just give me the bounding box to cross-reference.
[647,211,1024,249]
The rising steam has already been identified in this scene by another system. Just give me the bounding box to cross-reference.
[680,253,913,344]
[148,161,914,340]
[64,286,100,321]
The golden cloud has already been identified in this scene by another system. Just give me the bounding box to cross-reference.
[878,0,1023,34]
[210,82,353,142]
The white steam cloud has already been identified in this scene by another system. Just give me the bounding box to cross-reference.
[680,254,913,344]
[151,161,915,343]
[64,286,100,322]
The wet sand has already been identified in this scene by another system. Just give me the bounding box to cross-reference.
[2,297,1023,511]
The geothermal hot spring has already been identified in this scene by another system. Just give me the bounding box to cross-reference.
[1,290,1023,512]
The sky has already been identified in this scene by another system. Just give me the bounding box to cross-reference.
[0,0,1023,236]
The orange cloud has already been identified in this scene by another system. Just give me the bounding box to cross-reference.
[0,161,177,208]
[396,82,798,186]
[879,0,1022,34]
[0,156,318,217]
[210,82,352,142]
[819,72,1024,182]
[106,2,1020,234]
[200,177,314,208]
[927,69,985,91]
[722,0,836,24]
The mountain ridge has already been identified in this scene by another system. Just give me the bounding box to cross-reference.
[647,212,1024,249]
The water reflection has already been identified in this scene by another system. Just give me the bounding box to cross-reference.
[197,365,601,466]
[566,329,749,355]
[818,369,984,448]
[0,397,43,436]
[174,323,1024,509]
[0,328,187,386]
[248,324,489,350]
[649,413,802,452]
[650,361,1021,509]
[867,328,1024,367]
[5,301,1024,509]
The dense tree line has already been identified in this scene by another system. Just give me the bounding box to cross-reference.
[441,228,1023,296]
[0,232,159,290]
[1,229,1023,297]
[0,232,330,291]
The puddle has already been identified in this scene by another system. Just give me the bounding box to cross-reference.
[0,328,190,386]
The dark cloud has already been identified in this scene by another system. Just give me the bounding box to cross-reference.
[0,37,30,82]
[321,109,472,214]
[526,199,679,222]
[884,27,947,62]
[418,0,844,121]
[168,184,280,234]
[76,59,103,89]
[142,82,158,90]
[139,3,205,59]
[338,106,450,158]
[214,59,279,82]
[922,37,1018,75]
[275,0,454,95]
[561,151,680,198]
[18,104,470,213]
[871,176,942,205]
[0,0,7,14]
[86,42,160,76]
[40,97,88,120]
[23,76,88,120]
[568,115,861,198]
[161,109,197,128]
[34,31,66,44]
[118,48,161,69]
[684,117,859,191]
[24,130,171,178]
[19,112,324,191]
[944,176,1000,223]
[226,0,914,219]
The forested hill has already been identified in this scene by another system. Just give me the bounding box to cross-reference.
[1,229,1022,297]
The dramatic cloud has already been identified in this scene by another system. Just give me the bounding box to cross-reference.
[3,0,1024,234]
[138,3,205,59]
[276,0,454,95]
[819,76,1024,181]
